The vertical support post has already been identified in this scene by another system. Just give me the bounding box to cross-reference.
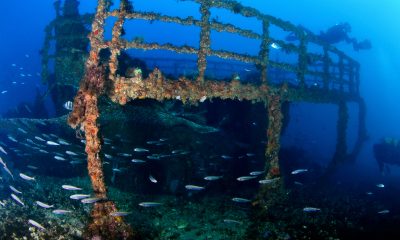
[68,0,134,238]
[349,62,354,94]
[108,0,129,82]
[259,19,270,84]
[331,100,348,167]
[348,98,367,161]
[323,46,330,90]
[355,63,360,96]
[297,37,307,88]
[265,91,284,178]
[197,1,211,82]
[338,55,344,93]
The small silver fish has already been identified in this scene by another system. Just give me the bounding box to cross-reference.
[138,202,163,207]
[81,197,102,204]
[17,128,28,134]
[63,101,73,111]
[0,157,5,166]
[3,166,14,178]
[46,141,60,146]
[246,153,256,157]
[52,209,72,215]
[70,160,84,165]
[199,96,207,102]
[270,42,281,50]
[19,173,35,181]
[117,153,132,157]
[259,178,280,184]
[291,169,308,175]
[39,149,49,154]
[34,136,46,142]
[204,176,223,181]
[303,207,321,212]
[28,219,46,231]
[131,159,146,163]
[221,155,233,159]
[62,185,82,191]
[110,211,131,217]
[232,197,251,203]
[7,135,17,142]
[223,219,242,225]
[65,151,78,156]
[185,185,205,190]
[236,176,257,181]
[11,193,24,206]
[0,146,7,155]
[9,185,22,194]
[134,148,149,153]
[149,175,158,183]
[249,171,264,176]
[70,194,91,200]
[36,201,54,209]
[378,209,390,214]
[54,156,66,161]
[294,181,303,186]
[376,184,385,188]
[58,139,71,145]
[147,155,160,160]
[366,192,374,195]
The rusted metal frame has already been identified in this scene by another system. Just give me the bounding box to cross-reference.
[265,86,287,178]
[197,1,212,82]
[116,10,262,40]
[355,64,360,96]
[68,0,134,238]
[40,22,55,83]
[338,55,344,93]
[331,100,349,167]
[210,49,259,64]
[297,37,308,88]
[70,0,107,197]
[108,0,128,82]
[123,41,198,54]
[348,62,355,94]
[110,68,269,105]
[207,0,265,20]
[210,22,261,39]
[348,98,367,160]
[259,19,270,84]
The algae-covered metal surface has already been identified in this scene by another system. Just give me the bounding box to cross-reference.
[0,0,371,239]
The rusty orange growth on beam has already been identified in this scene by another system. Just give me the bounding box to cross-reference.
[67,0,134,239]
[265,89,286,178]
[65,0,366,237]
[109,68,269,105]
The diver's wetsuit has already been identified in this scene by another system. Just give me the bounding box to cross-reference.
[373,142,400,174]
[286,23,371,51]
[319,23,354,44]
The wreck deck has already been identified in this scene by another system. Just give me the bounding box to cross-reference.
[44,0,368,238]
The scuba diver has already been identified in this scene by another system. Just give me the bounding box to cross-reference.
[319,22,371,51]
[285,22,372,51]
[373,137,400,174]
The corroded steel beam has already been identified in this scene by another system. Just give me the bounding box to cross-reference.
[67,0,134,239]
[109,68,269,105]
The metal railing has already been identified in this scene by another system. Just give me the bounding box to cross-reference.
[100,0,359,96]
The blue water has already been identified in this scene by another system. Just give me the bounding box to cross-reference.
[0,0,400,239]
